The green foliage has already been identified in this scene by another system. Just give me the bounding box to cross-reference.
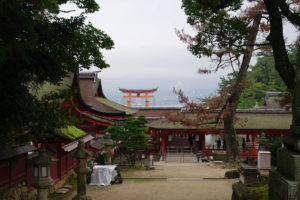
[0,0,113,145]
[219,51,291,109]
[94,152,105,165]
[246,184,268,200]
[65,173,77,187]
[105,116,151,166]
[181,0,248,59]
[266,137,282,166]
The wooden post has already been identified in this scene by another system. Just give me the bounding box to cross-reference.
[201,134,205,150]
[162,133,166,155]
[145,93,149,107]
[127,92,132,107]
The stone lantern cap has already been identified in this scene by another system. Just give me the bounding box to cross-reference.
[103,132,114,145]
[71,140,92,159]
[258,133,268,144]
[28,148,58,165]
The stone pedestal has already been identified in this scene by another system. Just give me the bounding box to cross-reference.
[269,170,300,200]
[277,148,300,181]
[104,145,113,165]
[269,147,300,199]
[238,163,260,184]
[269,124,300,200]
[72,141,92,200]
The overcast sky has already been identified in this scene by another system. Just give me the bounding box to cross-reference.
[62,0,299,106]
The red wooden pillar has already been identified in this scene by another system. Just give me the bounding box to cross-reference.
[161,133,166,155]
[251,134,257,155]
[145,92,149,108]
[201,134,205,150]
[127,92,132,107]
[251,134,255,143]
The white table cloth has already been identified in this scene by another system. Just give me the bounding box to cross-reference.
[89,165,117,186]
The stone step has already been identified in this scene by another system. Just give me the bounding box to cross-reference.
[55,188,69,194]
[165,156,198,163]
[63,185,73,189]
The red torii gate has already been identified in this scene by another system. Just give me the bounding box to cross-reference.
[119,88,158,107]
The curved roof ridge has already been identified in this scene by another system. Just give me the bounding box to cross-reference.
[119,88,158,93]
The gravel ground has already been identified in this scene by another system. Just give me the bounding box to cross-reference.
[55,162,238,200]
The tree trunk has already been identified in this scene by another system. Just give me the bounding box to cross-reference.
[263,0,295,89]
[223,14,262,163]
[291,45,300,137]
[263,0,300,150]
[293,47,300,124]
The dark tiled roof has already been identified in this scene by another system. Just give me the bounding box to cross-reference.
[0,145,35,160]
[74,73,137,117]
[78,72,98,79]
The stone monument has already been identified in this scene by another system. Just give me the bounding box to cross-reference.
[103,133,114,165]
[258,132,268,150]
[71,140,92,200]
[269,75,300,199]
[238,163,260,184]
[28,148,57,200]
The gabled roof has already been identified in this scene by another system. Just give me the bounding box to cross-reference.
[96,97,137,115]
[73,72,137,119]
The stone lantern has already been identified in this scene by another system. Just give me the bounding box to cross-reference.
[258,132,268,150]
[103,132,114,165]
[28,148,57,200]
[71,140,92,200]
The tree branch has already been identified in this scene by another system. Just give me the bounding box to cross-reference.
[59,10,76,13]
[195,0,236,11]
[277,0,300,27]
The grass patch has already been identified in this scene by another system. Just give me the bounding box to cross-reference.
[247,184,268,200]
[119,166,147,172]
[119,166,148,177]
[49,196,59,200]
[65,174,77,187]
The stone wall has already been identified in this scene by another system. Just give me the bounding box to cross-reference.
[0,182,36,200]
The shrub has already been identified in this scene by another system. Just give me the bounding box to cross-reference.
[266,137,282,166]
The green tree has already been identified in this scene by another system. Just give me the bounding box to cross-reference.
[219,51,290,108]
[105,116,151,166]
[0,0,114,145]
[220,48,300,109]
[175,0,265,163]
[177,0,299,163]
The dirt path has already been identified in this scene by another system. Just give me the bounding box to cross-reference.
[56,162,237,200]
